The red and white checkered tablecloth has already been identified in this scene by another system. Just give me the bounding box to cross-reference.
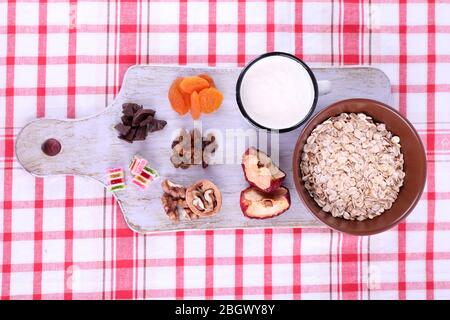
[1,0,450,300]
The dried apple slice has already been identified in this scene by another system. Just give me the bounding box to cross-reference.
[242,147,286,193]
[240,186,291,219]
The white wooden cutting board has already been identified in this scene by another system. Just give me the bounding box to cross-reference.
[15,65,391,233]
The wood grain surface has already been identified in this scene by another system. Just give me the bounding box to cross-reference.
[15,65,391,233]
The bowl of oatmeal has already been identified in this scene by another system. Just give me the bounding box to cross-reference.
[292,99,426,235]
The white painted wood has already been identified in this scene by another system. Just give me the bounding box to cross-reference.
[15,65,391,233]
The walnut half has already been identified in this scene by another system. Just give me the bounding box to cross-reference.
[185,179,222,217]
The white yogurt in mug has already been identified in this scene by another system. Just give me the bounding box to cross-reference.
[238,54,316,130]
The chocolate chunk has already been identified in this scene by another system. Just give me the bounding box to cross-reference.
[118,135,132,143]
[117,103,166,143]
[156,119,167,130]
[121,115,133,126]
[134,126,148,141]
[147,119,167,133]
[132,103,143,113]
[132,109,155,126]
[140,115,155,127]
[122,103,138,116]
[146,109,156,117]
[122,127,137,142]
[114,123,131,136]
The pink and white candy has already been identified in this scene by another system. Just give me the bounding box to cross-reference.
[129,155,148,176]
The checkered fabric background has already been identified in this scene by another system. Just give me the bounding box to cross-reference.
[1,0,450,300]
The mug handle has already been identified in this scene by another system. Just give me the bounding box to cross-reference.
[317,80,331,96]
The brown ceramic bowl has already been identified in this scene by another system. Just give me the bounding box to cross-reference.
[292,98,426,236]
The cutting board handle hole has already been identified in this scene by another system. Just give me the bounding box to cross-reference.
[41,138,61,156]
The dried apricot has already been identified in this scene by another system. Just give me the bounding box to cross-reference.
[198,88,223,114]
[179,76,210,94]
[182,91,191,109]
[168,78,189,115]
[190,91,201,120]
[198,74,216,88]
